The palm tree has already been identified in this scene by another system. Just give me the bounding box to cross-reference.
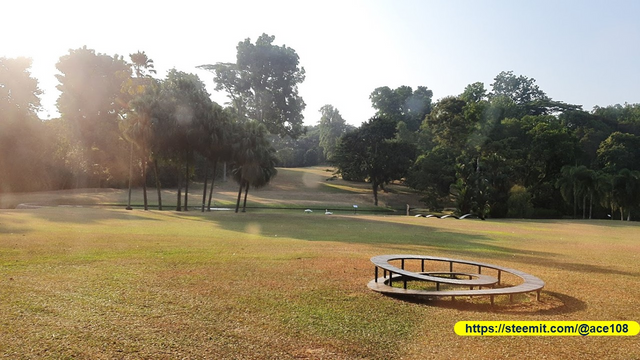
[120,88,157,211]
[556,165,588,219]
[240,149,278,213]
[194,104,228,212]
[130,51,156,78]
[161,69,213,211]
[595,171,615,219]
[231,122,277,213]
[612,169,640,221]
[577,167,597,219]
[120,51,158,211]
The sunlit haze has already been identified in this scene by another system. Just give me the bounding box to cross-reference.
[4,0,640,126]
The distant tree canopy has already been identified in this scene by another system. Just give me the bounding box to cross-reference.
[1,44,639,220]
[330,72,640,219]
[369,85,433,131]
[199,34,306,139]
[0,57,48,192]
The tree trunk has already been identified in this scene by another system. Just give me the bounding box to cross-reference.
[126,142,133,210]
[573,189,577,219]
[176,167,182,211]
[153,159,162,211]
[589,192,593,220]
[223,162,227,182]
[207,162,218,211]
[184,152,189,211]
[372,179,378,206]
[201,161,209,212]
[620,207,624,221]
[235,180,244,213]
[142,144,148,211]
[242,182,250,212]
[582,194,586,219]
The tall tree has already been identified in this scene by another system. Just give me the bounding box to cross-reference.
[194,103,229,212]
[122,84,159,210]
[490,71,548,105]
[596,132,640,174]
[122,51,158,210]
[369,85,432,131]
[317,105,347,161]
[160,69,214,211]
[612,169,640,221]
[0,57,48,192]
[129,51,156,78]
[231,121,277,212]
[333,117,416,206]
[55,46,131,187]
[556,165,588,218]
[423,96,473,150]
[199,33,306,138]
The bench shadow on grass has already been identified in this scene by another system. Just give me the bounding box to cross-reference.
[383,290,586,315]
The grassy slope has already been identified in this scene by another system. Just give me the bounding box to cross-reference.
[0,166,423,211]
[1,168,639,359]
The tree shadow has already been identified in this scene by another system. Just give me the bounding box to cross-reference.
[14,207,163,225]
[206,212,640,278]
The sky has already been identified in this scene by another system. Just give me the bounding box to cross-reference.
[3,0,640,126]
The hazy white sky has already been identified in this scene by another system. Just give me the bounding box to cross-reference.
[4,0,640,126]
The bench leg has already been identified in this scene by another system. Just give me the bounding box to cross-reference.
[375,267,378,283]
[537,290,541,301]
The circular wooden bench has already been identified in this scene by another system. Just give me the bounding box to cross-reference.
[368,255,545,305]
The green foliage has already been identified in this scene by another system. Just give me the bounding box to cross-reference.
[423,96,473,150]
[332,117,416,205]
[369,85,432,131]
[200,34,306,138]
[405,146,456,211]
[507,185,534,218]
[55,47,132,187]
[489,70,548,105]
[270,125,324,167]
[317,105,347,161]
[597,131,640,173]
[0,57,51,192]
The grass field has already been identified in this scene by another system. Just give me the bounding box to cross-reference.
[1,167,639,359]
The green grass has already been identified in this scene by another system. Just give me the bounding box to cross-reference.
[1,167,640,358]
[1,207,639,359]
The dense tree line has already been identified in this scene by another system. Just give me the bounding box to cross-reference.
[0,35,303,212]
[2,38,638,219]
[332,72,640,220]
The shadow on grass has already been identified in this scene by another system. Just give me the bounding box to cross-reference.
[21,207,163,225]
[16,208,640,278]
[382,290,586,315]
[319,182,365,194]
[206,212,640,278]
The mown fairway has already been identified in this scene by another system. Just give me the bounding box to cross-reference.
[1,169,639,359]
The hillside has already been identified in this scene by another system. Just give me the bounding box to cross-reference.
[0,167,425,211]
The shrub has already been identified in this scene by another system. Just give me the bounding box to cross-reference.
[507,185,534,218]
